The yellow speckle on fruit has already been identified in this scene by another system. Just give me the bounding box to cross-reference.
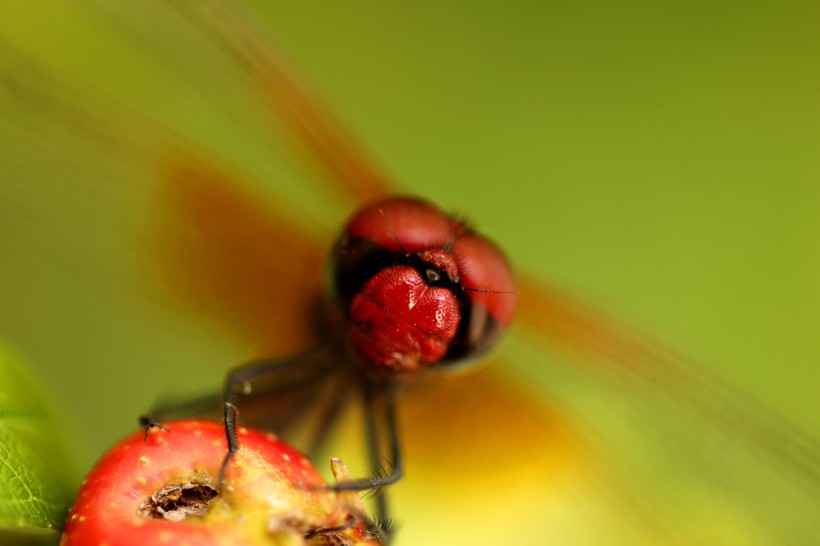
[158,530,172,543]
[69,513,79,521]
[212,439,223,447]
[265,432,277,441]
[139,455,150,465]
[78,515,86,523]
[282,453,291,462]
[109,502,118,508]
[193,429,203,436]
[238,426,248,435]
[136,476,147,485]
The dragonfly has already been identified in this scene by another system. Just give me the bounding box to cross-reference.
[142,193,518,541]
[0,1,818,545]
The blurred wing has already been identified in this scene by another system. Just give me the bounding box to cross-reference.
[498,276,820,543]
[1,2,817,546]
[0,0,340,461]
[166,0,394,202]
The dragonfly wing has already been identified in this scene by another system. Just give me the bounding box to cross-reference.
[154,0,394,203]
[489,275,820,543]
[0,1,331,459]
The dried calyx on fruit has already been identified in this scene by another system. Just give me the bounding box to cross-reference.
[60,419,383,546]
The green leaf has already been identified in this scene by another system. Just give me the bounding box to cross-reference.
[0,342,72,534]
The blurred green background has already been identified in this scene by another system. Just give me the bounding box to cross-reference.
[0,1,818,544]
[264,1,820,422]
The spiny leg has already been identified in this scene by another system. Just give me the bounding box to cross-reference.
[218,346,334,488]
[140,348,328,440]
[366,383,391,523]
[310,381,401,545]
[324,380,403,543]
[367,381,402,542]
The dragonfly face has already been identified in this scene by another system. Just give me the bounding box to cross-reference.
[328,196,516,373]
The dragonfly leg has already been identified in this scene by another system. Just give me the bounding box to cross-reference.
[140,392,223,439]
[217,348,333,488]
[329,381,403,524]
[304,379,352,459]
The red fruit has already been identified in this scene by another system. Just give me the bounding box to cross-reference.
[60,419,378,546]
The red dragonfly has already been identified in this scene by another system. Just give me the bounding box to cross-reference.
[143,193,517,541]
[0,2,817,545]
